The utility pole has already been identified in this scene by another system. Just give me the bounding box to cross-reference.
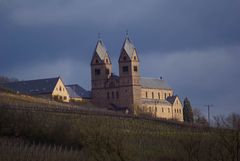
[204,104,213,126]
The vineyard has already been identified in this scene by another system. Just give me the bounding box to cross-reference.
[0,90,239,161]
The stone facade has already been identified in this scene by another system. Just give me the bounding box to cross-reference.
[90,37,183,121]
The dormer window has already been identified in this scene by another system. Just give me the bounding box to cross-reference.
[134,56,136,60]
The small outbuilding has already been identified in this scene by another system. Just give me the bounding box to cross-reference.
[0,77,70,102]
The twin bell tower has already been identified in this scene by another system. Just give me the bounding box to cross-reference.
[90,36,141,112]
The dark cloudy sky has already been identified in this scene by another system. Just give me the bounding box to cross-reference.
[1,0,240,116]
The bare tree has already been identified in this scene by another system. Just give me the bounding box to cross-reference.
[193,108,208,126]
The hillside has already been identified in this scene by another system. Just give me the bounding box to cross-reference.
[0,90,239,161]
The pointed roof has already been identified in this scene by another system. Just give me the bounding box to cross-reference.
[91,40,111,64]
[166,95,177,105]
[0,77,60,95]
[121,37,137,59]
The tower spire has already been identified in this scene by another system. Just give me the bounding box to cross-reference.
[126,29,129,38]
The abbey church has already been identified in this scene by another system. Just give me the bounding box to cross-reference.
[91,37,183,121]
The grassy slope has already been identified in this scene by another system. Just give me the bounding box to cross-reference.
[0,90,226,161]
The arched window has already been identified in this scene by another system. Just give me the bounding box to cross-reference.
[158,92,160,99]
[152,92,154,99]
[146,92,148,98]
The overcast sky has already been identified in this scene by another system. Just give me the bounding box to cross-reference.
[1,0,240,117]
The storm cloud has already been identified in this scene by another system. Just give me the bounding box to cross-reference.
[1,0,240,116]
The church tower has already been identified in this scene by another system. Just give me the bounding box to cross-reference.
[118,37,141,113]
[91,39,112,105]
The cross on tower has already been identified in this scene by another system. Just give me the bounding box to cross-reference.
[98,32,101,40]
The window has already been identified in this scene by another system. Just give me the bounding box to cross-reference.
[164,93,167,99]
[168,108,170,113]
[134,56,136,60]
[162,108,164,113]
[64,96,67,100]
[134,66,138,72]
[152,92,154,99]
[116,92,119,99]
[59,86,62,91]
[174,109,176,113]
[59,96,62,100]
[95,59,99,64]
[112,91,114,99]
[95,69,101,75]
[107,92,110,99]
[179,109,181,114]
[149,107,152,112]
[122,66,129,72]
[123,56,126,61]
[146,92,148,98]
[106,69,110,75]
[106,59,108,63]
[158,92,160,99]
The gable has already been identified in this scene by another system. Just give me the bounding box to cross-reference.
[173,96,183,107]
[52,78,69,95]
[91,53,103,65]
[118,37,139,62]
[118,50,131,62]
